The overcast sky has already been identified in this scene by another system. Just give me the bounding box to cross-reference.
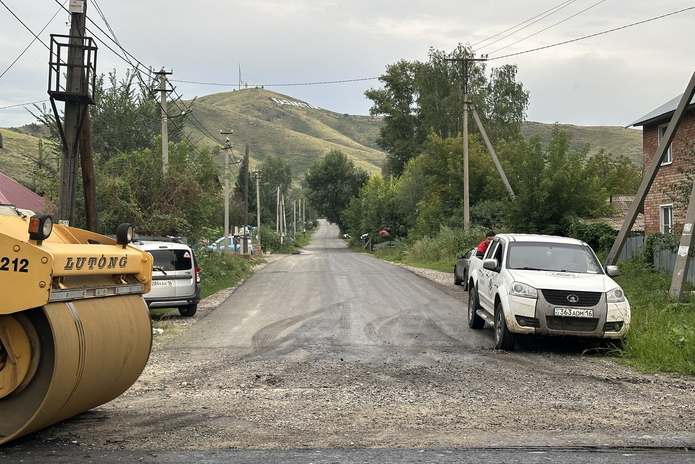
[1,0,693,130]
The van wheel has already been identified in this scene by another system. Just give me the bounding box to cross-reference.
[179,304,197,317]
[468,287,485,329]
[494,302,516,350]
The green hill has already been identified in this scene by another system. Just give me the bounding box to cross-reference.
[1,90,644,188]
[521,121,643,167]
[182,88,386,179]
[0,124,50,184]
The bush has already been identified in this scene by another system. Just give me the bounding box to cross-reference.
[196,249,255,297]
[409,225,487,263]
[567,221,617,256]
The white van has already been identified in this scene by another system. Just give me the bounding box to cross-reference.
[132,240,201,317]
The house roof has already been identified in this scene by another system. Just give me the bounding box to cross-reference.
[630,92,695,127]
[583,194,644,232]
[0,172,45,213]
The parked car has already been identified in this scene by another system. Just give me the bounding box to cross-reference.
[208,236,254,254]
[467,234,630,350]
[454,247,476,289]
[131,240,201,317]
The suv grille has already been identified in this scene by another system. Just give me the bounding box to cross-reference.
[546,316,599,331]
[541,289,601,307]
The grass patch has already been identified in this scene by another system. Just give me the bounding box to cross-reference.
[614,260,695,375]
[196,249,257,298]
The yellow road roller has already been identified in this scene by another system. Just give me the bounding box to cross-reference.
[0,205,153,445]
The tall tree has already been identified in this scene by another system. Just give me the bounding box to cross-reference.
[97,140,221,241]
[257,154,293,228]
[365,44,529,177]
[305,150,369,230]
[502,127,610,235]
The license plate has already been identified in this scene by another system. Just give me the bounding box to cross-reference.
[152,280,173,287]
[554,307,594,318]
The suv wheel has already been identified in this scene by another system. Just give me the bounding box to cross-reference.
[467,287,485,329]
[494,302,516,350]
[179,304,197,318]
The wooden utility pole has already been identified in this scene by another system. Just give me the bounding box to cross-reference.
[470,105,515,200]
[445,56,487,230]
[156,69,172,175]
[220,131,233,252]
[255,170,261,249]
[49,0,97,228]
[243,144,249,254]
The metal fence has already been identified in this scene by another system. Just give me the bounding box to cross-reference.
[619,235,695,286]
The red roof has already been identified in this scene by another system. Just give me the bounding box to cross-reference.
[0,172,45,212]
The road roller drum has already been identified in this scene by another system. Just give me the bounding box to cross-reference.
[0,206,153,445]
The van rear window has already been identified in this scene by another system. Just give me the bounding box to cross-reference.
[149,250,193,271]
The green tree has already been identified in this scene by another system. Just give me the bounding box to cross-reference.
[257,154,293,229]
[365,44,529,177]
[305,150,369,230]
[364,60,420,177]
[585,150,642,198]
[90,69,188,166]
[342,174,403,240]
[97,139,221,242]
[502,126,610,235]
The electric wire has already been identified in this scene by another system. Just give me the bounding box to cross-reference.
[0,1,66,80]
[485,0,608,56]
[488,6,695,61]
[472,0,577,51]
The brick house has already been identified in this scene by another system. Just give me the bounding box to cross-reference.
[631,93,695,234]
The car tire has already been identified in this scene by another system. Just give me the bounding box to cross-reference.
[494,302,516,350]
[179,303,197,318]
[468,287,485,329]
[462,270,469,291]
[454,268,463,286]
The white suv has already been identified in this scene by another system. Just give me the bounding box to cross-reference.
[467,234,631,350]
[132,239,201,317]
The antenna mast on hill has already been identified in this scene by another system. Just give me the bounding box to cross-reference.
[238,64,242,91]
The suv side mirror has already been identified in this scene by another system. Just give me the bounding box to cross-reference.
[483,258,499,271]
[605,265,620,277]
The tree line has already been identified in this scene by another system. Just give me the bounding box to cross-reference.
[304,45,642,249]
[26,45,642,251]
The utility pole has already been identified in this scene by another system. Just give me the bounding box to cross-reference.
[243,144,249,254]
[255,169,261,250]
[220,130,234,252]
[156,69,172,175]
[49,0,97,227]
[445,55,487,230]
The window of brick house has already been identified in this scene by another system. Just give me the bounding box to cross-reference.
[660,204,673,234]
[658,124,673,165]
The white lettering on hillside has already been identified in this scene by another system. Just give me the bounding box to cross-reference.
[270,97,320,110]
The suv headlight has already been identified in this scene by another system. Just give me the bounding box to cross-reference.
[606,287,626,304]
[509,281,538,299]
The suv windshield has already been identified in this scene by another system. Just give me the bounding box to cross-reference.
[507,242,603,274]
[149,249,193,271]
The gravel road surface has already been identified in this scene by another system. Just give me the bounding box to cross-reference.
[3,219,695,453]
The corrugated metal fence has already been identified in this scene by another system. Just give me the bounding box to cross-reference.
[619,235,695,286]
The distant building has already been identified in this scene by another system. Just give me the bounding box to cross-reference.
[630,93,695,234]
[0,172,45,213]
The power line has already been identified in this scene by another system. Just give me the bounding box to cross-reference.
[170,76,380,88]
[485,0,607,56]
[489,6,695,61]
[0,1,66,80]
[473,0,578,51]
